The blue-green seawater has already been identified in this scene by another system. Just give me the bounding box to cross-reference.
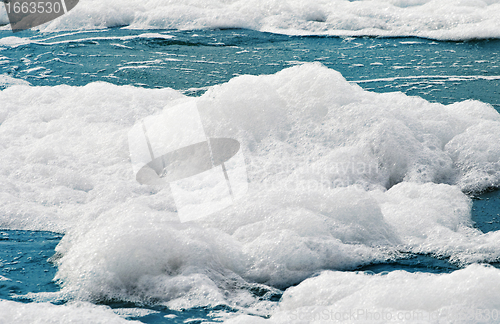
[1,28,500,323]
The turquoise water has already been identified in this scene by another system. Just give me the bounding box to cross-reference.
[0,231,61,301]
[1,28,500,322]
[1,29,499,105]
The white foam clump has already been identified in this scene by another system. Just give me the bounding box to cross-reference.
[14,0,499,40]
[0,74,31,88]
[0,82,185,232]
[226,264,500,324]
[1,63,500,309]
[0,300,139,324]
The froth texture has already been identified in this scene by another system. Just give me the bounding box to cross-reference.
[226,264,500,324]
[0,300,139,324]
[1,63,500,309]
[2,0,500,40]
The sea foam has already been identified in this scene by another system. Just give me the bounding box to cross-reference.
[1,63,499,310]
[0,300,139,323]
[2,0,500,40]
[227,264,500,324]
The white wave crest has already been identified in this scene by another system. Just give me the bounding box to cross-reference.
[5,0,494,40]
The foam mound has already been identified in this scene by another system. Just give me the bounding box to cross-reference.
[226,264,500,324]
[1,0,500,40]
[0,300,139,324]
[1,63,500,309]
